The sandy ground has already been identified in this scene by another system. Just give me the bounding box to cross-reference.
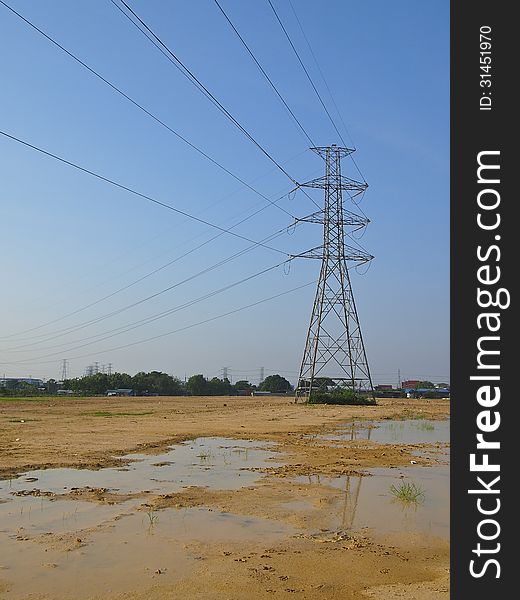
[0,395,450,599]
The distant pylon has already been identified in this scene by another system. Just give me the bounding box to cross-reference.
[259,366,265,383]
[222,366,229,381]
[107,363,113,376]
[60,359,68,381]
[294,145,374,399]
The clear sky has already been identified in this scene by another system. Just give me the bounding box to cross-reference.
[0,0,449,386]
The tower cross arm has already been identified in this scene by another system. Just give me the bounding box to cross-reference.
[290,245,374,263]
[297,175,368,194]
[295,209,369,227]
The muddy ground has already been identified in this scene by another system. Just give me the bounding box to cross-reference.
[0,395,450,599]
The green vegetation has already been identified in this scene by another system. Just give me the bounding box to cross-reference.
[307,389,376,406]
[64,371,183,396]
[414,381,435,389]
[389,481,425,503]
[187,374,235,395]
[415,421,435,431]
[258,374,293,393]
[2,370,295,398]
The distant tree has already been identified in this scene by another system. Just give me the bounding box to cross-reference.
[258,374,293,393]
[414,381,435,389]
[64,372,132,395]
[186,375,234,396]
[187,374,208,396]
[45,379,59,394]
[132,371,183,395]
[234,380,253,391]
[312,377,335,390]
[207,377,233,395]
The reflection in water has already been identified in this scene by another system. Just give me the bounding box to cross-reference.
[313,419,449,445]
[0,437,280,499]
[340,474,362,530]
[296,464,449,539]
[0,505,294,600]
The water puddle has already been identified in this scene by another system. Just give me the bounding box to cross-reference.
[297,464,449,539]
[0,437,280,499]
[0,438,289,598]
[0,495,136,538]
[313,419,450,445]
[0,506,293,599]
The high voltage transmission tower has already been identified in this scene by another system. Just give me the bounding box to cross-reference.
[60,358,68,381]
[294,145,375,400]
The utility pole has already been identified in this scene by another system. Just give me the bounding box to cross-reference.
[294,145,374,400]
[259,366,265,384]
[221,366,230,382]
[398,368,402,389]
[107,363,113,376]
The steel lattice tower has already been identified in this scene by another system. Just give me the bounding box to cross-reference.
[295,145,374,400]
[60,358,68,381]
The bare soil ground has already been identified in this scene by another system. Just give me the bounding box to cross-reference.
[0,395,450,599]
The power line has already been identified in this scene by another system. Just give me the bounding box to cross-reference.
[0,0,295,220]
[285,0,366,182]
[0,149,314,342]
[2,281,315,367]
[0,130,292,254]
[266,0,346,149]
[3,224,294,351]
[111,0,299,186]
[212,0,315,147]
[0,185,297,344]
[5,257,293,362]
[112,0,323,212]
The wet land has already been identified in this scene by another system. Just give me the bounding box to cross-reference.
[0,395,450,599]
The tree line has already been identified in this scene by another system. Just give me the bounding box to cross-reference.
[0,371,293,396]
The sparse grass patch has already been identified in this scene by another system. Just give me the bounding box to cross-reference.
[389,481,425,504]
[415,421,435,431]
[0,396,60,402]
[84,411,154,417]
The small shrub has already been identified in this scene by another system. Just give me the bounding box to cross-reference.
[307,389,376,406]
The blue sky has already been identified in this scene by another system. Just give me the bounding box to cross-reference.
[0,0,449,385]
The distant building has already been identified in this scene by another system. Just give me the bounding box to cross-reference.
[402,380,421,389]
[413,388,450,398]
[106,389,135,397]
[0,377,43,388]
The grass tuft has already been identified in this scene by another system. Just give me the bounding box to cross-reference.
[389,481,425,504]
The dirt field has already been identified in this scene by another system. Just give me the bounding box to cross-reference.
[0,395,450,599]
